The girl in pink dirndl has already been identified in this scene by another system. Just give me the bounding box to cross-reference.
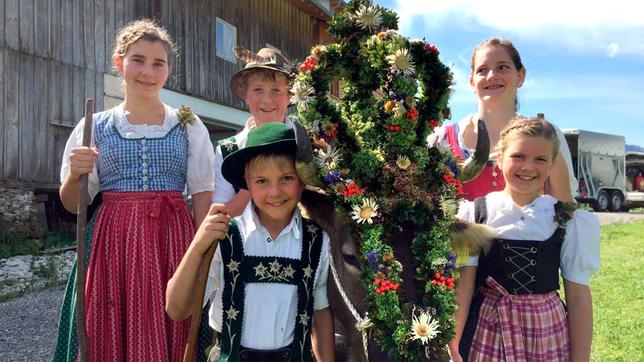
[454,118,600,361]
[54,19,214,361]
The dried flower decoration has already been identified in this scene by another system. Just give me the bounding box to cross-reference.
[178,105,197,128]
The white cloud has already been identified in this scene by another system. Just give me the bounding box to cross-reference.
[607,43,620,58]
[390,0,644,57]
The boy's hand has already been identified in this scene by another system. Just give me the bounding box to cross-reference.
[193,204,231,254]
[68,147,98,179]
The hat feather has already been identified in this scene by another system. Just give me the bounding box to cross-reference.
[233,46,264,64]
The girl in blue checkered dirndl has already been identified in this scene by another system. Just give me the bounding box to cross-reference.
[449,118,600,362]
[53,19,215,362]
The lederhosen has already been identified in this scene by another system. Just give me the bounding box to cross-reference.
[217,218,324,362]
[459,197,571,361]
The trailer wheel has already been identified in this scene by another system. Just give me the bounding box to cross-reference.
[592,190,609,212]
[609,190,624,212]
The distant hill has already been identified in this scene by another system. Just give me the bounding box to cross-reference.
[626,144,644,153]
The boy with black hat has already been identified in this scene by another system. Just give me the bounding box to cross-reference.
[213,47,297,216]
[167,122,335,361]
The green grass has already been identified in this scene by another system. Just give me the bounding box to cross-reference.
[591,221,644,361]
[0,230,75,259]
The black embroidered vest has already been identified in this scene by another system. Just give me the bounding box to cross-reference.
[474,197,572,295]
[218,218,324,361]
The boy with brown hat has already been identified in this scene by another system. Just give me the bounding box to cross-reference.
[213,47,297,216]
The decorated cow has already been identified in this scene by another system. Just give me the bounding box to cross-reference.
[291,1,492,360]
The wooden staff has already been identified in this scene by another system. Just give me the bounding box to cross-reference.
[75,98,94,361]
[183,243,218,362]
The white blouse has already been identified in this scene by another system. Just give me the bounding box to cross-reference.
[427,115,578,197]
[205,204,330,350]
[457,192,600,286]
[60,103,215,198]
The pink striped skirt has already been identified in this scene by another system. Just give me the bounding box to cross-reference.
[84,191,194,362]
[469,277,569,362]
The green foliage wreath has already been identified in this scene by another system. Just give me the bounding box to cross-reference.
[292,0,463,359]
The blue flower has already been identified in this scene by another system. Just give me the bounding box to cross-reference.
[365,251,379,270]
[325,171,342,183]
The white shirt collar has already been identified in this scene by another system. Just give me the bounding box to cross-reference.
[239,202,302,241]
[487,192,558,215]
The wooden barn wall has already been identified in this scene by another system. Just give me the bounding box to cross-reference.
[1,0,319,188]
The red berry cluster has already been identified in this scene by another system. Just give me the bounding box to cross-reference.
[406,108,419,122]
[443,173,463,194]
[342,182,365,198]
[386,125,401,131]
[298,57,317,72]
[374,278,400,296]
[427,119,441,128]
[424,43,440,55]
[431,272,454,289]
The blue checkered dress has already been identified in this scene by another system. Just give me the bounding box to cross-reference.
[93,109,188,192]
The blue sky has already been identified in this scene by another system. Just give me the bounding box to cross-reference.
[373,0,644,146]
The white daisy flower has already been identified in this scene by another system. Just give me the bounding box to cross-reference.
[409,310,440,345]
[351,198,380,224]
[387,49,416,76]
[315,145,343,169]
[290,82,314,109]
[354,4,382,30]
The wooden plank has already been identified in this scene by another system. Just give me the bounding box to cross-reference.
[61,0,73,64]
[73,0,83,66]
[19,0,35,53]
[60,63,74,127]
[198,0,207,96]
[3,50,20,181]
[183,0,193,93]
[0,50,4,177]
[72,65,84,127]
[134,0,147,19]
[93,0,105,73]
[0,0,4,47]
[5,0,20,50]
[125,0,135,23]
[170,0,183,90]
[18,54,35,181]
[95,70,105,112]
[34,0,49,57]
[47,60,63,183]
[83,0,95,69]
[49,0,62,61]
[34,57,48,181]
[105,0,115,73]
[115,0,125,30]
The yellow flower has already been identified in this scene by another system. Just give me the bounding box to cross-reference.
[384,100,395,113]
[410,310,439,345]
[387,49,416,76]
[351,198,379,224]
[396,156,412,170]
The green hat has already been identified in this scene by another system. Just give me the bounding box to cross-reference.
[221,122,297,190]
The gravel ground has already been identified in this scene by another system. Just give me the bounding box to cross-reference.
[0,285,65,361]
[1,211,642,360]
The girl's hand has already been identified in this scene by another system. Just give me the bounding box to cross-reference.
[68,147,98,179]
[193,204,230,254]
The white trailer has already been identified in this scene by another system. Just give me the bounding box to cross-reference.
[563,129,627,212]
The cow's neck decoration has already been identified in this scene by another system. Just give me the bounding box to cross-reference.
[292,0,462,359]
